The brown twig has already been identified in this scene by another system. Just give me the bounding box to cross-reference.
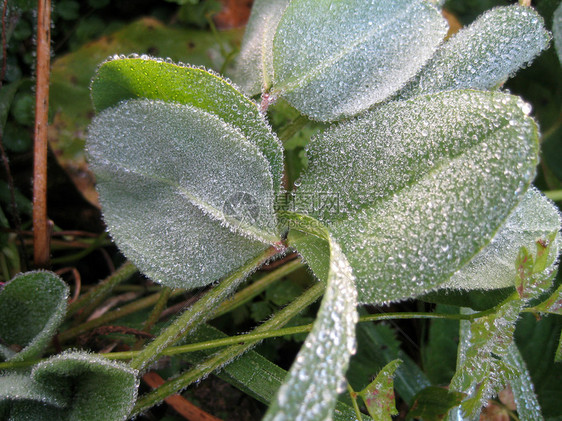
[142,372,223,421]
[32,0,52,268]
[55,266,82,303]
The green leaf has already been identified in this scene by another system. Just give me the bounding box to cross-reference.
[553,2,562,63]
[450,301,522,418]
[0,352,138,420]
[358,359,402,421]
[32,351,138,421]
[87,98,280,288]
[0,271,69,362]
[183,324,372,421]
[396,5,550,100]
[423,305,460,386]
[407,386,466,421]
[0,374,66,409]
[233,0,290,95]
[554,332,562,363]
[295,90,539,303]
[91,57,284,195]
[504,342,544,421]
[270,0,447,121]
[347,314,431,406]
[440,187,562,291]
[532,283,562,316]
[264,213,358,421]
[515,313,562,418]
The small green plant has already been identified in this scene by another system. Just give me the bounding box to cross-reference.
[1,0,562,420]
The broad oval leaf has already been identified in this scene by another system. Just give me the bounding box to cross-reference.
[91,57,284,195]
[441,187,561,291]
[396,5,550,100]
[32,351,139,421]
[295,90,539,303]
[271,0,447,121]
[87,99,280,288]
[233,0,290,96]
[358,359,402,421]
[264,213,357,421]
[554,3,562,63]
[0,271,68,362]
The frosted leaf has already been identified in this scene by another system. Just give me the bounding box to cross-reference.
[0,374,66,408]
[441,187,562,290]
[449,302,522,418]
[87,99,279,289]
[32,351,139,421]
[265,214,358,421]
[504,342,544,421]
[554,3,562,63]
[0,271,69,362]
[91,58,284,195]
[531,282,562,315]
[396,5,550,100]
[358,359,402,420]
[233,0,290,95]
[271,0,447,121]
[295,90,539,304]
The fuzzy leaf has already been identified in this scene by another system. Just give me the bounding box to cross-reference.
[0,271,69,361]
[31,351,139,421]
[264,213,358,421]
[441,187,562,291]
[233,0,290,95]
[397,5,550,100]
[504,342,544,421]
[0,352,138,421]
[450,302,522,418]
[554,2,562,63]
[87,99,280,288]
[271,0,447,121]
[556,331,562,363]
[295,90,539,303]
[358,359,402,421]
[91,58,284,194]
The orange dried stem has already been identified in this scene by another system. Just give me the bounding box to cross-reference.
[33,0,52,267]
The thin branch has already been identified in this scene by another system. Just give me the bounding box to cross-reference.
[32,0,52,267]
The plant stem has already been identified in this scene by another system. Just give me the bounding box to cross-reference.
[129,246,279,371]
[545,190,562,202]
[57,289,186,344]
[133,287,173,350]
[347,383,363,421]
[66,261,137,317]
[277,115,310,143]
[0,302,517,371]
[131,280,325,415]
[32,0,51,268]
[212,258,303,318]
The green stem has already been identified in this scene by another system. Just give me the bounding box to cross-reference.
[50,232,109,265]
[129,247,279,371]
[213,258,303,318]
[277,115,310,143]
[133,287,173,350]
[66,261,137,317]
[0,301,519,372]
[57,289,186,344]
[545,190,562,202]
[131,281,325,415]
[347,383,363,421]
